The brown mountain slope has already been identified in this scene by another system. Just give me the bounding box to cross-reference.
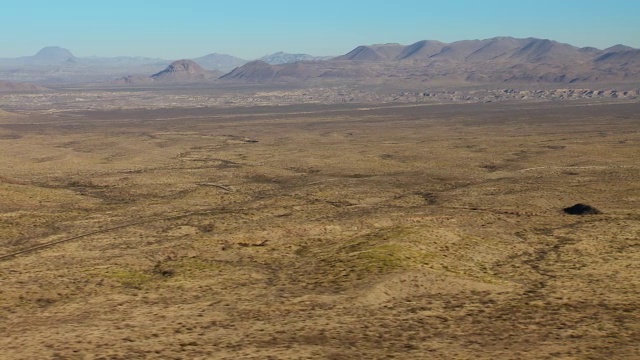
[220,60,280,81]
[464,37,529,62]
[220,60,326,81]
[508,38,592,64]
[594,49,640,65]
[430,39,495,61]
[587,49,640,81]
[604,44,635,53]
[397,40,446,60]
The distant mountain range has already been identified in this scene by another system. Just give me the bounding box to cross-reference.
[225,37,640,84]
[1,37,639,85]
[0,46,168,68]
[259,52,333,65]
[333,38,606,63]
[0,47,331,83]
[0,47,327,71]
[0,46,170,83]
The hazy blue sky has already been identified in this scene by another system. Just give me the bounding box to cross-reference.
[1,0,639,59]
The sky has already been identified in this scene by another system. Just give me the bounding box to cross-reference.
[1,0,639,59]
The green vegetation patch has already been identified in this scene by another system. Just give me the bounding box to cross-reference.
[107,269,153,289]
[299,225,439,290]
[356,242,433,272]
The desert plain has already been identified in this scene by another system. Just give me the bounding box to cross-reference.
[0,90,638,359]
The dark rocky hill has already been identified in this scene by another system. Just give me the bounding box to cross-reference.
[151,59,219,82]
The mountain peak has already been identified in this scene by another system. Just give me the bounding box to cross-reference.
[334,43,406,61]
[163,59,205,74]
[604,44,635,53]
[34,46,74,57]
[151,59,215,82]
[26,46,76,65]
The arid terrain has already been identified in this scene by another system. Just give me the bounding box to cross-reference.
[0,95,638,359]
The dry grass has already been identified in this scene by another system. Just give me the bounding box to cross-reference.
[0,101,638,359]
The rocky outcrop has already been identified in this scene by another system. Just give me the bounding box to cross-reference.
[151,60,217,82]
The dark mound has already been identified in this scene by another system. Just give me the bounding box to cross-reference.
[563,203,602,215]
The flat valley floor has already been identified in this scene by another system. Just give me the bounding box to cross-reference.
[0,101,638,359]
